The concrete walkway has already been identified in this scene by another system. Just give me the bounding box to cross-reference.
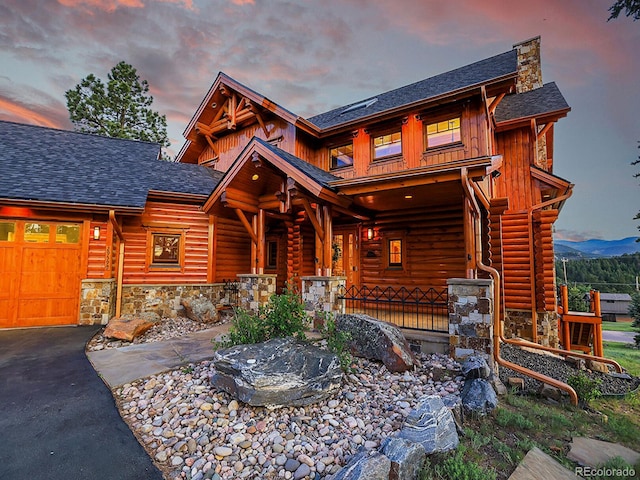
[87,324,230,388]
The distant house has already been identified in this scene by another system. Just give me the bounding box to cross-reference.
[600,293,633,322]
[1,36,574,350]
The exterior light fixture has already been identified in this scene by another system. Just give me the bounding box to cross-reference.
[252,174,260,181]
[367,228,374,240]
[404,195,413,199]
[93,226,100,240]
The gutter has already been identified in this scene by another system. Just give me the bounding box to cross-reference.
[461,169,579,406]
[109,210,125,318]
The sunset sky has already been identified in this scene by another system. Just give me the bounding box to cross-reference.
[1,0,638,241]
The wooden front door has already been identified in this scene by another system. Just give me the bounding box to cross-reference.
[0,219,83,328]
[332,227,360,288]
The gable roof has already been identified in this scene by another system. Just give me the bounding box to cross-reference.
[253,138,340,188]
[0,121,220,211]
[308,49,518,131]
[494,82,570,124]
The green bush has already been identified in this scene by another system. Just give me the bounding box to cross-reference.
[420,446,496,480]
[318,311,353,372]
[218,284,307,348]
[567,372,602,408]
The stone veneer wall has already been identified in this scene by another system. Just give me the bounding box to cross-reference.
[237,274,277,312]
[301,276,346,326]
[504,309,559,348]
[120,283,233,318]
[514,36,542,94]
[447,278,494,371]
[80,279,116,325]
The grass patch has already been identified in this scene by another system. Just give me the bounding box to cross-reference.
[601,321,636,333]
[604,342,640,377]
[421,391,640,480]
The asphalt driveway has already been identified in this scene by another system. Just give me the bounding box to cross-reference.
[0,326,163,480]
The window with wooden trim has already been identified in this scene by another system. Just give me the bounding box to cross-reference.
[388,238,403,267]
[147,229,185,269]
[329,143,354,169]
[426,116,461,148]
[266,240,278,269]
[373,131,402,160]
[0,221,16,242]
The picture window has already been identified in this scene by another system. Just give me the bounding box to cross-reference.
[373,131,402,160]
[330,143,354,169]
[426,117,461,148]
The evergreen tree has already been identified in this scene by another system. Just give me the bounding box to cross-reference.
[609,0,640,20]
[65,62,170,154]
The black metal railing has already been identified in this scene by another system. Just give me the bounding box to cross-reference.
[338,285,449,332]
[222,279,240,307]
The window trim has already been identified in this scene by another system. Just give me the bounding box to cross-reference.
[382,231,406,271]
[424,114,462,151]
[146,228,185,272]
[372,129,403,162]
[266,239,278,270]
[329,142,355,170]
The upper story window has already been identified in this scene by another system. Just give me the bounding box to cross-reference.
[373,131,402,160]
[426,117,461,148]
[330,143,354,169]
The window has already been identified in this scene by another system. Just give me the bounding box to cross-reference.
[24,222,50,243]
[0,222,16,242]
[388,238,403,267]
[56,224,80,244]
[151,233,181,265]
[266,240,278,269]
[373,131,402,160]
[329,143,354,169]
[426,117,461,148]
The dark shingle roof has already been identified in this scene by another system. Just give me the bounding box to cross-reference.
[254,138,340,188]
[308,49,518,130]
[494,82,570,123]
[0,121,220,209]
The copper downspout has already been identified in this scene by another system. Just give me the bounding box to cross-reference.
[109,210,125,318]
[468,183,622,373]
[462,170,579,405]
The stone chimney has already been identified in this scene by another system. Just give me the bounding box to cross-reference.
[513,36,543,93]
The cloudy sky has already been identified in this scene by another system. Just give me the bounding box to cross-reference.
[1,0,638,241]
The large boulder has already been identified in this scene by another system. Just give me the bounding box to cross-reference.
[398,395,459,454]
[460,355,491,380]
[380,436,426,480]
[461,378,498,415]
[103,312,160,342]
[331,451,391,480]
[210,337,343,408]
[181,297,219,323]
[335,314,417,373]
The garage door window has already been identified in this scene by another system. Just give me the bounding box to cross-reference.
[56,225,80,244]
[0,222,15,241]
[24,223,50,243]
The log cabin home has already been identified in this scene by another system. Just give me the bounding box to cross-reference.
[0,36,572,349]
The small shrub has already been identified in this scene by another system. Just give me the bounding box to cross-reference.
[318,311,353,372]
[567,372,602,408]
[216,284,307,348]
[495,408,534,430]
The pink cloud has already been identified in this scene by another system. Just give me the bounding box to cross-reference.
[0,97,66,129]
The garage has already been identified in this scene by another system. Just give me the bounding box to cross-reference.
[0,219,83,328]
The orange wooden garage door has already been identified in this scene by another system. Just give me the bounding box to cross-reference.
[0,220,82,328]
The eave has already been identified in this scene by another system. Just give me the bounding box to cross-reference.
[147,190,210,204]
[0,198,144,215]
[495,106,571,132]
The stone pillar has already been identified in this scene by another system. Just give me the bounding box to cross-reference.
[301,276,346,326]
[79,279,117,325]
[447,278,494,370]
[514,36,542,93]
[236,274,277,312]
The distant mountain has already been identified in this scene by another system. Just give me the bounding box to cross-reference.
[555,237,640,258]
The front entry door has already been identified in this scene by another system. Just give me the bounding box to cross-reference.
[332,227,359,289]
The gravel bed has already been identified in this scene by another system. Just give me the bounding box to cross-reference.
[86,317,222,352]
[498,343,640,396]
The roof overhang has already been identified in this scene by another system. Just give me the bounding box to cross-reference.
[530,166,574,212]
[0,198,144,215]
[495,107,571,132]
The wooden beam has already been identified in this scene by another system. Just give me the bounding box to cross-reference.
[323,204,333,276]
[234,208,258,245]
[300,198,324,241]
[228,93,237,130]
[488,92,506,115]
[221,194,259,214]
[257,208,265,274]
[251,214,257,273]
[536,122,554,141]
[255,111,271,139]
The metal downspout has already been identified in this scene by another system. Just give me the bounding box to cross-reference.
[461,170,579,405]
[109,210,125,318]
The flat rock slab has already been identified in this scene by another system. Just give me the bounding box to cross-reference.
[210,337,343,408]
[567,436,640,468]
[508,447,581,480]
